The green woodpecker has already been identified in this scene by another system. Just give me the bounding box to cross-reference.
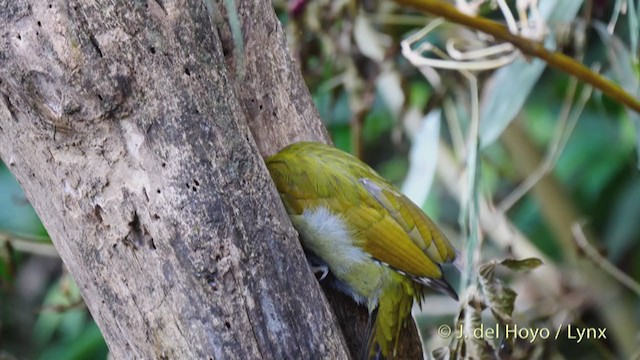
[266,142,458,359]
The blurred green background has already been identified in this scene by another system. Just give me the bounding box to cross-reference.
[1,0,639,359]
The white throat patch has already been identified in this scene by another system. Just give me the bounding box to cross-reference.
[298,206,369,273]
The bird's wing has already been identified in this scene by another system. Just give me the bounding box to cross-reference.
[344,200,444,279]
[359,178,457,264]
[266,148,454,281]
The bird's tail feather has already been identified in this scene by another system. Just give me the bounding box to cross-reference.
[361,281,415,360]
[360,308,383,360]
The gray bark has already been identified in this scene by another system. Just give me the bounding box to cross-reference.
[0,0,349,358]
[0,0,423,358]
[212,1,423,358]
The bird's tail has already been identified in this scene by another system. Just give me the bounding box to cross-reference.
[361,280,415,360]
[361,308,382,360]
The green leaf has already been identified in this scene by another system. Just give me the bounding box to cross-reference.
[478,1,584,147]
[593,22,640,168]
[39,321,108,360]
[33,273,84,346]
[401,110,441,206]
[0,163,47,236]
[408,81,431,109]
[499,258,543,272]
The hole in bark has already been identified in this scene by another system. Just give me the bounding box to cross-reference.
[149,47,156,54]
[48,4,52,8]
[204,268,219,289]
[193,179,199,186]
[259,104,263,110]
[192,186,197,192]
[89,34,103,58]
[224,321,231,329]
[156,189,161,194]
[17,34,21,40]
[37,21,41,27]
[153,214,160,220]
[94,205,104,223]
[149,238,156,250]
[161,162,166,168]
[184,67,191,76]
[128,212,141,234]
[97,94,103,101]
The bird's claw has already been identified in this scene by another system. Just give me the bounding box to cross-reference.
[311,264,329,281]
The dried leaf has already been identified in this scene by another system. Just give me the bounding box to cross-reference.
[478,262,517,324]
[466,300,499,360]
[432,346,450,360]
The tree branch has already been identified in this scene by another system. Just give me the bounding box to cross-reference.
[0,0,350,358]
[214,0,424,357]
[395,0,640,114]
[0,231,58,257]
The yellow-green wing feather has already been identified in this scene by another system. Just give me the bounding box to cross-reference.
[266,142,454,280]
[359,178,456,264]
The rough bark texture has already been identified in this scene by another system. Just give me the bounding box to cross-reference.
[212,1,423,358]
[0,0,423,358]
[0,0,349,358]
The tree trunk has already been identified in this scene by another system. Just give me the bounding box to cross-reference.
[0,0,422,358]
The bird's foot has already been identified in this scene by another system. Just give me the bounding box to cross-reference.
[311,264,329,281]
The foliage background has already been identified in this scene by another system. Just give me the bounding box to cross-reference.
[1,0,639,359]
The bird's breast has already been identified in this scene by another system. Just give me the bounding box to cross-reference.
[291,205,388,307]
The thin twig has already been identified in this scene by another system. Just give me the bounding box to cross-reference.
[496,0,518,34]
[436,140,562,296]
[395,0,640,113]
[0,231,58,257]
[39,298,86,313]
[459,70,481,290]
[572,222,640,298]
[372,14,431,26]
[498,68,595,212]
[443,96,465,159]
